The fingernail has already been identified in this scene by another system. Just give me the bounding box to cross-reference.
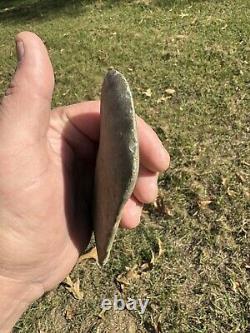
[162,146,169,158]
[16,40,24,62]
[160,146,170,170]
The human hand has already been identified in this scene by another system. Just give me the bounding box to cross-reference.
[0,32,169,332]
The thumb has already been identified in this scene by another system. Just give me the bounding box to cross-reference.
[0,31,54,140]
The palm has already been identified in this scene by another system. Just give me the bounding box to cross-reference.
[0,109,92,293]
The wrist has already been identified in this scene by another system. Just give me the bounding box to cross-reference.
[0,276,44,333]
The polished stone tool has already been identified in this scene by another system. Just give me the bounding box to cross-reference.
[94,69,139,265]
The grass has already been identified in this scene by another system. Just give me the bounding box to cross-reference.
[0,0,249,332]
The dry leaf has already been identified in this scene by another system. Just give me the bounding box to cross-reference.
[116,265,141,287]
[176,34,188,39]
[165,88,176,95]
[98,308,107,320]
[243,188,249,199]
[236,172,247,183]
[156,96,171,104]
[140,262,152,272]
[179,13,189,18]
[126,266,141,280]
[64,276,84,300]
[157,238,164,257]
[221,176,227,187]
[231,280,239,293]
[150,249,155,265]
[65,305,75,320]
[199,200,212,209]
[116,239,166,289]
[79,246,98,263]
[142,88,152,97]
[227,188,237,197]
[0,6,15,13]
[116,244,165,289]
[154,196,173,216]
[135,0,152,5]
[241,160,250,167]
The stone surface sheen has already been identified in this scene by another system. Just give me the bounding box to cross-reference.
[94,69,139,265]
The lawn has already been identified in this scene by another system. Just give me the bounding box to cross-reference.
[0,0,249,332]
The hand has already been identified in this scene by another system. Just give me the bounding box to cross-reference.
[0,32,169,331]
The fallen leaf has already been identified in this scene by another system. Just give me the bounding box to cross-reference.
[179,13,189,18]
[243,188,249,199]
[231,280,239,293]
[98,308,107,320]
[64,276,84,300]
[142,88,152,97]
[165,88,176,95]
[116,265,140,287]
[227,188,237,197]
[0,6,15,13]
[154,196,173,216]
[140,262,152,272]
[236,172,247,183]
[221,176,227,187]
[150,249,155,265]
[135,0,152,5]
[156,96,171,104]
[65,305,75,320]
[176,34,188,39]
[241,160,250,167]
[157,238,164,257]
[115,239,166,289]
[126,266,141,280]
[79,246,98,263]
[199,200,212,209]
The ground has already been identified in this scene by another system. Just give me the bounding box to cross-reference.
[0,0,249,332]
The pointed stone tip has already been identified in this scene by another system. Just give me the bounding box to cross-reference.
[97,255,108,267]
[106,68,121,77]
[103,68,130,93]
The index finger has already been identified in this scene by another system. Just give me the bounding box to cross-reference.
[137,117,170,173]
[59,101,170,172]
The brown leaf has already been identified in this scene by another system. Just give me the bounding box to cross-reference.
[156,96,171,104]
[142,88,152,97]
[116,265,141,287]
[243,188,249,199]
[199,200,212,209]
[176,34,188,39]
[64,276,84,300]
[154,196,173,216]
[79,246,98,263]
[150,249,156,266]
[65,305,75,320]
[241,160,250,167]
[165,88,176,95]
[98,308,107,320]
[227,188,237,197]
[179,12,190,18]
[157,238,164,257]
[236,172,247,183]
[135,0,152,5]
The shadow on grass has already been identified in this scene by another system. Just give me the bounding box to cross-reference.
[0,0,88,22]
[0,0,202,23]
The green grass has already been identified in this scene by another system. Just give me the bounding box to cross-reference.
[0,0,249,332]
